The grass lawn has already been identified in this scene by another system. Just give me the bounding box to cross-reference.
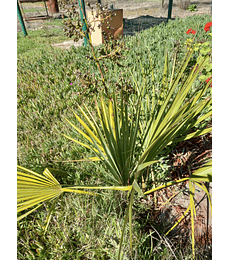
[17,18,70,55]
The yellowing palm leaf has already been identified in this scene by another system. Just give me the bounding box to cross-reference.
[17,166,94,221]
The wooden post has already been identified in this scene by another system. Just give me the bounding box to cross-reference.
[47,0,59,14]
[87,9,123,46]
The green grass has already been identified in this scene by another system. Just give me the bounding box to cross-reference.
[17,189,202,259]
[17,13,212,259]
[17,18,70,55]
[22,8,47,13]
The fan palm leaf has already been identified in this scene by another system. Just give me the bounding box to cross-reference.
[17,166,95,221]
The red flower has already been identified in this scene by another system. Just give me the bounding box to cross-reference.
[186,28,196,35]
[204,22,212,32]
[206,77,212,87]
[186,28,192,34]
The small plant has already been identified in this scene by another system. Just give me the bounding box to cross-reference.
[187,4,197,12]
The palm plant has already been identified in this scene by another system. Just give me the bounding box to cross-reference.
[17,47,212,259]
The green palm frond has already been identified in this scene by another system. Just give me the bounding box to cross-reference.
[64,93,141,186]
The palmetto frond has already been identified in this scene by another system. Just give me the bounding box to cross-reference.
[17,166,94,221]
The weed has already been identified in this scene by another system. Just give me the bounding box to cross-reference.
[187,4,198,12]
